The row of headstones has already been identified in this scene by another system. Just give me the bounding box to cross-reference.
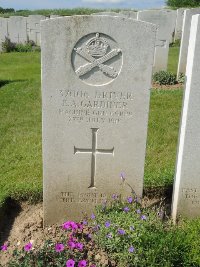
[0,9,190,72]
[41,13,200,225]
[0,15,46,49]
[94,8,200,76]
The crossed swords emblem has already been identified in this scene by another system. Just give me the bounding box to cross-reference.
[74,35,121,78]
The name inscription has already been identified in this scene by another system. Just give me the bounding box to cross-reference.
[60,191,108,204]
[182,188,200,205]
[58,89,134,124]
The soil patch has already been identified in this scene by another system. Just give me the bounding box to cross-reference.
[152,82,183,90]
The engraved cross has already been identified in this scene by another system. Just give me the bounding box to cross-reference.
[74,128,114,189]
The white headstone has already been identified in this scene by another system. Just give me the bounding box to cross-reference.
[177,8,200,76]
[41,15,156,225]
[137,10,176,71]
[172,14,200,220]
[174,8,188,40]
[27,15,46,45]
[0,18,8,51]
[8,16,27,44]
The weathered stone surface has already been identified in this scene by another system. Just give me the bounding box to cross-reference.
[8,16,27,44]
[50,15,61,18]
[138,10,176,71]
[0,18,8,51]
[174,8,188,40]
[172,14,200,220]
[92,12,121,16]
[119,10,137,19]
[27,15,46,45]
[177,8,200,76]
[41,15,156,225]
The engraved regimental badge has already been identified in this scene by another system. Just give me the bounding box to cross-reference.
[72,33,123,86]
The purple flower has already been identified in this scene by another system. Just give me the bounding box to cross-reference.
[127,196,133,203]
[141,215,147,220]
[136,209,141,214]
[24,242,32,251]
[90,265,96,267]
[55,243,65,252]
[128,246,135,253]
[82,220,88,225]
[68,241,76,249]
[105,221,111,228]
[106,233,113,239]
[91,213,95,220]
[87,233,92,239]
[76,242,84,251]
[120,171,126,181]
[1,244,8,251]
[130,226,135,231]
[112,194,118,200]
[66,259,75,267]
[123,207,130,213]
[78,260,87,267]
[118,229,125,235]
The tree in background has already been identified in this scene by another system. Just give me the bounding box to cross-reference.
[0,7,15,13]
[167,0,200,7]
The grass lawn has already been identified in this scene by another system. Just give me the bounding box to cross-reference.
[0,47,183,207]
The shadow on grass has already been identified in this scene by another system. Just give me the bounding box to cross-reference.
[0,79,26,89]
[0,198,22,245]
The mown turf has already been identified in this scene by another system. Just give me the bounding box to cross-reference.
[0,48,183,206]
[168,46,180,74]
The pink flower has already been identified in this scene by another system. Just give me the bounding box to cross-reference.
[76,242,84,251]
[62,221,78,231]
[24,242,32,251]
[68,241,76,249]
[1,244,8,251]
[66,259,75,267]
[78,260,87,267]
[62,221,71,230]
[70,221,78,230]
[55,243,65,252]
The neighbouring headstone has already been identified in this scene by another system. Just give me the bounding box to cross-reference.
[177,8,200,77]
[137,10,176,71]
[172,14,200,220]
[27,15,46,45]
[0,18,8,51]
[41,15,156,225]
[174,8,188,41]
[8,16,27,44]
[119,10,137,19]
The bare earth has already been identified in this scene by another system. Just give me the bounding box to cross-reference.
[0,202,55,266]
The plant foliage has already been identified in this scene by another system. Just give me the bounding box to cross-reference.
[153,71,177,85]
[166,0,200,7]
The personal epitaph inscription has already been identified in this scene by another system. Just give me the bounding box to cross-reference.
[74,128,114,188]
[72,32,122,86]
[42,16,156,225]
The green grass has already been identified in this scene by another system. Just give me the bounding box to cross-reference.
[0,48,183,207]
[168,46,180,74]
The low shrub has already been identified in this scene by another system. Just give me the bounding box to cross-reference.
[153,71,177,85]
[178,72,185,84]
[2,37,16,53]
[1,38,40,53]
